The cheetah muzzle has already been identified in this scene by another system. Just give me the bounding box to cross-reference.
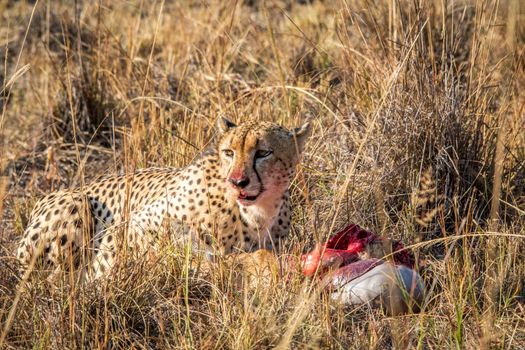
[16,117,311,281]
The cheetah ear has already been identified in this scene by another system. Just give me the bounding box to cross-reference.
[290,122,311,152]
[217,116,237,133]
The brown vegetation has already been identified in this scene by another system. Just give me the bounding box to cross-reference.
[1,0,524,348]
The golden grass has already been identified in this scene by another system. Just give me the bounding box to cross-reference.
[1,0,524,348]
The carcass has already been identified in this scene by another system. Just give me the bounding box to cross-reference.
[301,224,425,315]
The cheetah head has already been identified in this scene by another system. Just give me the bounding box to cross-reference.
[217,117,310,207]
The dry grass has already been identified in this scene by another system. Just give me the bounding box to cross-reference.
[1,0,524,348]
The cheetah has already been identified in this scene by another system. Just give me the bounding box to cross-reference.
[16,118,311,281]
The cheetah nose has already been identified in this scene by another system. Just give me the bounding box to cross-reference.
[229,177,250,189]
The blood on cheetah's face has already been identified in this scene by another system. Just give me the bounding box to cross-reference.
[217,117,310,207]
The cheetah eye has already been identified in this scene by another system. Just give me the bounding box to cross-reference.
[255,150,272,159]
[222,149,234,158]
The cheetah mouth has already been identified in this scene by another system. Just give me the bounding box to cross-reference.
[237,190,262,205]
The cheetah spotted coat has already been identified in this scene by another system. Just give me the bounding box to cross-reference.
[16,118,310,281]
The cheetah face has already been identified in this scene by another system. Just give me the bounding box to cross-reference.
[217,117,310,206]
